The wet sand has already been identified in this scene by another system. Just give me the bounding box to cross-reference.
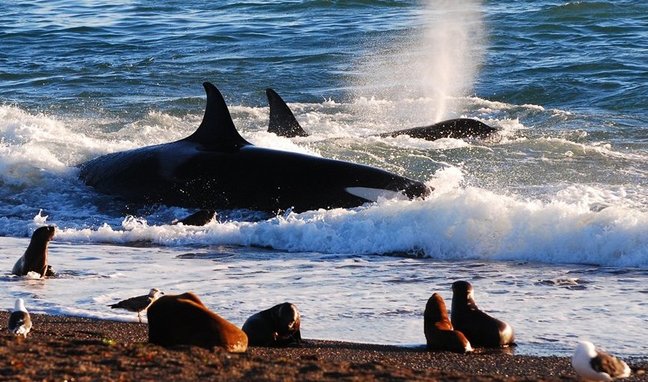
[0,312,646,381]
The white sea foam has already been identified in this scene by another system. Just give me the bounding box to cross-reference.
[43,167,648,268]
[1,101,647,268]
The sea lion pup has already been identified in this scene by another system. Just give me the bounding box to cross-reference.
[12,225,56,277]
[572,341,631,381]
[451,281,515,348]
[109,288,163,323]
[242,302,302,347]
[172,209,216,226]
[8,298,32,338]
[147,292,248,353]
[424,293,472,353]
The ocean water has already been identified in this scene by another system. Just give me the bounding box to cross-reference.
[1,0,647,357]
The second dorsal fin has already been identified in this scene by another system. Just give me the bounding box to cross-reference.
[266,88,309,138]
[185,82,251,150]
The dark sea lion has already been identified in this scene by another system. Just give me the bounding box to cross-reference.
[109,288,163,323]
[172,209,216,226]
[450,281,515,348]
[12,225,56,278]
[424,293,472,353]
[147,292,248,353]
[242,302,302,347]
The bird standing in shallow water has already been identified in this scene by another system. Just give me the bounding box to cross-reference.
[572,341,631,381]
[8,298,32,338]
[109,288,163,323]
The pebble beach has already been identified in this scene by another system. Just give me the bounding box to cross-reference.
[1,312,647,381]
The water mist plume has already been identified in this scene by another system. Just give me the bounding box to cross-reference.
[352,0,485,127]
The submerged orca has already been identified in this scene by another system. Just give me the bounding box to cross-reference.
[79,83,430,212]
[266,88,497,140]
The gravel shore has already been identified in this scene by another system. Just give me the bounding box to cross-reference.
[1,312,646,381]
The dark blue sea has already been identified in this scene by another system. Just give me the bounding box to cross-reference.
[1,1,646,357]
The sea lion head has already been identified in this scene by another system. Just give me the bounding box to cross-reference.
[274,302,300,337]
[33,225,56,242]
[425,293,450,325]
[452,280,475,305]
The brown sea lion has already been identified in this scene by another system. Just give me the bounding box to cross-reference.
[242,302,302,347]
[147,292,247,353]
[450,281,515,348]
[12,226,56,277]
[424,293,472,353]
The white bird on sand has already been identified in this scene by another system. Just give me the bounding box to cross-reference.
[109,288,163,323]
[572,341,631,381]
[8,298,32,338]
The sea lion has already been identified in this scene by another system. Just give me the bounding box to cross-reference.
[109,288,163,323]
[147,292,248,353]
[424,293,472,353]
[572,341,631,381]
[450,281,515,348]
[172,209,216,226]
[242,302,302,347]
[12,225,56,277]
[8,298,32,338]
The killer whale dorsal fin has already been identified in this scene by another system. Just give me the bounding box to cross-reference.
[185,82,251,149]
[266,88,309,138]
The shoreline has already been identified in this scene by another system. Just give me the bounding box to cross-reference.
[1,312,646,381]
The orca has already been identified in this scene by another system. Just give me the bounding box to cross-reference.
[266,88,497,140]
[267,88,309,138]
[79,82,430,212]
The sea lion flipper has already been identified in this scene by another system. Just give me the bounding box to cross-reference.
[294,328,302,345]
[44,265,55,277]
[11,257,26,276]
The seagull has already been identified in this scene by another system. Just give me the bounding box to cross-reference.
[8,298,32,338]
[109,288,163,323]
[572,341,631,381]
